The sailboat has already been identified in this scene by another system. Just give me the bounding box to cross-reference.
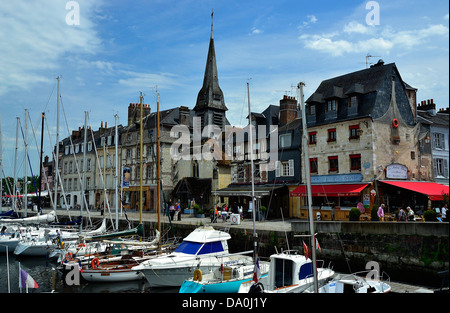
[71,92,167,283]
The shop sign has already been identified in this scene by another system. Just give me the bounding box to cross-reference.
[386,164,408,179]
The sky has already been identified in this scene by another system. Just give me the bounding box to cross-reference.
[0,0,448,179]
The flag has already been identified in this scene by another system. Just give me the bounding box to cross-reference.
[302,241,310,260]
[315,238,321,253]
[19,268,39,290]
[252,257,261,283]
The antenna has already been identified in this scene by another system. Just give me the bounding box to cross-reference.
[366,53,380,68]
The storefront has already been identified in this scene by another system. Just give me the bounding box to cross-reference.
[290,183,370,221]
[378,180,449,213]
[213,184,289,219]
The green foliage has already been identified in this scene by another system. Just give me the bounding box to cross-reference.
[349,207,361,220]
[423,209,437,222]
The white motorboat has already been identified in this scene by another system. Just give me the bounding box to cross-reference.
[238,250,335,293]
[132,226,252,287]
[312,271,392,293]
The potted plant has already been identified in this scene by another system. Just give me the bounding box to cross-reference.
[193,204,204,218]
[423,209,437,222]
[349,207,361,221]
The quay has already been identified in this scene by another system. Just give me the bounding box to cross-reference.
[35,207,448,293]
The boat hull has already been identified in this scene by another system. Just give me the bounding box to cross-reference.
[81,269,145,282]
[180,273,268,293]
[139,264,219,287]
[14,241,56,256]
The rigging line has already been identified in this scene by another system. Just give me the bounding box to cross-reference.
[18,122,40,211]
[59,97,92,226]
[86,112,116,231]
[41,117,69,222]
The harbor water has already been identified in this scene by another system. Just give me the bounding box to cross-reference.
[0,254,178,293]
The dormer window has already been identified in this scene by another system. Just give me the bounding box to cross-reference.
[326,100,337,112]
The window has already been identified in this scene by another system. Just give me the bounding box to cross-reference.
[308,104,316,115]
[69,161,73,173]
[327,128,337,142]
[328,156,338,172]
[126,149,132,159]
[434,158,449,178]
[349,125,360,139]
[87,159,91,171]
[433,133,445,149]
[350,154,361,171]
[88,142,92,152]
[279,133,292,148]
[326,100,337,112]
[310,158,318,173]
[86,177,91,190]
[348,96,357,108]
[275,160,294,177]
[309,132,317,144]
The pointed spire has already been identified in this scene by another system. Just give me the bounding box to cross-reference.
[194,11,227,112]
[211,9,214,39]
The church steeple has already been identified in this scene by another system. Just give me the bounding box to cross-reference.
[194,10,228,116]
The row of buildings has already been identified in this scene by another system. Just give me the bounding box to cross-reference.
[41,22,449,220]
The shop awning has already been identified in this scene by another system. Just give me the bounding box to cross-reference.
[290,183,369,197]
[380,181,449,201]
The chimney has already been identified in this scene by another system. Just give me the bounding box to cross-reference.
[179,106,190,126]
[417,99,437,115]
[279,95,298,126]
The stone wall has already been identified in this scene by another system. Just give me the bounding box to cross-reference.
[292,221,449,286]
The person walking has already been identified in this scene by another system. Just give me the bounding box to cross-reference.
[441,203,448,222]
[377,204,385,221]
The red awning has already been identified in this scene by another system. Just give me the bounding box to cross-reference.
[290,183,369,197]
[380,181,449,201]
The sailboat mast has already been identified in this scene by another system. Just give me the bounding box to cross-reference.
[298,81,318,293]
[54,76,60,214]
[23,109,28,217]
[38,112,45,213]
[247,82,257,261]
[80,111,88,232]
[13,117,19,210]
[156,89,161,249]
[139,92,144,225]
[114,113,119,230]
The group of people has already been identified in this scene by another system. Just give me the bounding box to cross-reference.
[377,203,448,222]
[168,199,181,221]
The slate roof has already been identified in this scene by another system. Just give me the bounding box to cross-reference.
[305,61,416,127]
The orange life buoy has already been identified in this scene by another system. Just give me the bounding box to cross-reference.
[78,243,86,248]
[392,119,399,128]
[64,252,73,262]
[91,257,100,269]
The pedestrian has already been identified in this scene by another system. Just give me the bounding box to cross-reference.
[407,206,415,221]
[377,204,385,221]
[441,203,448,222]
[398,207,406,221]
[169,201,175,221]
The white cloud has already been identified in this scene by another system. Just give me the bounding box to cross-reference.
[0,0,103,95]
[299,21,448,57]
[343,21,370,34]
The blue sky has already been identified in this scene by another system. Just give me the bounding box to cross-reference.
[0,0,448,179]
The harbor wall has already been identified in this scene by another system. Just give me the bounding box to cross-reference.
[292,221,449,287]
